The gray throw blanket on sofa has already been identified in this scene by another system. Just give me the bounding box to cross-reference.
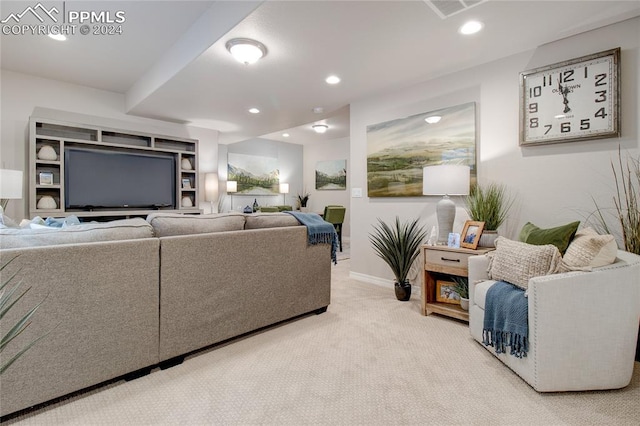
[285,211,338,265]
[482,281,529,358]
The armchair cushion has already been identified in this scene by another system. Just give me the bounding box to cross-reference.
[519,221,580,255]
[488,237,561,290]
[559,227,617,272]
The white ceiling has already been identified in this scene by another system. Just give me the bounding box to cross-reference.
[2,0,639,145]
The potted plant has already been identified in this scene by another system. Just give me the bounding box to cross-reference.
[450,276,469,311]
[297,192,310,212]
[465,182,515,247]
[369,217,427,301]
[592,147,639,255]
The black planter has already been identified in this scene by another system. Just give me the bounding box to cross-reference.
[394,281,411,301]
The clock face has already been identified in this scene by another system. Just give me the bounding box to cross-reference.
[520,48,620,146]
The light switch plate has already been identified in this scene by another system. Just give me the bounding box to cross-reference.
[352,188,363,198]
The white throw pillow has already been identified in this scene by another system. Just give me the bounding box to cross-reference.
[559,227,617,272]
[488,237,562,290]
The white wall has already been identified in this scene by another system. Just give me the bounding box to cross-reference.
[349,17,640,286]
[0,70,220,219]
[303,136,350,237]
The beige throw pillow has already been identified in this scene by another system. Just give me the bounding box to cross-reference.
[559,227,617,272]
[488,237,562,290]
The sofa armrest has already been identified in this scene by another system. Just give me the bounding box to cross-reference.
[468,254,491,305]
[527,250,640,390]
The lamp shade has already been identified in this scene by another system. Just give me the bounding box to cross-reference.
[204,173,219,202]
[422,165,470,196]
[279,183,289,194]
[0,169,23,199]
[226,180,237,193]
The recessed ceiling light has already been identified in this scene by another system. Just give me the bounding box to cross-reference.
[48,33,66,41]
[313,107,324,114]
[226,38,267,65]
[459,20,483,35]
[312,124,328,134]
[282,133,290,137]
[325,75,341,85]
[248,108,260,114]
[425,116,441,124]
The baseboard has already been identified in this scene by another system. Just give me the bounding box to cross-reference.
[348,271,421,296]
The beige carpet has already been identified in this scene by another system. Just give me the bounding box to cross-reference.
[6,259,639,425]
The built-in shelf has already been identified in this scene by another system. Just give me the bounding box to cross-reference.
[29,117,200,219]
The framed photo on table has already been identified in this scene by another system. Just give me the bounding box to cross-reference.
[436,280,460,305]
[461,220,484,250]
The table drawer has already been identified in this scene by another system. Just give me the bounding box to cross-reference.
[424,249,472,270]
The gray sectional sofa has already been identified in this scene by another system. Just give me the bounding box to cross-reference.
[0,212,332,418]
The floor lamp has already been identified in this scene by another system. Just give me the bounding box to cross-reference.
[205,173,219,214]
[279,183,289,206]
[422,165,470,245]
[226,180,237,212]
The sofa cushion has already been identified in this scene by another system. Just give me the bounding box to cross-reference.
[488,237,562,290]
[146,212,245,237]
[244,212,300,229]
[474,280,498,310]
[519,221,580,255]
[559,227,618,272]
[0,217,153,249]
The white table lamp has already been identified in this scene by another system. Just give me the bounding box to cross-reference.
[422,165,470,245]
[279,182,289,205]
[0,169,24,211]
[226,180,237,211]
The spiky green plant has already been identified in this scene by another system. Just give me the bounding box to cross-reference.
[0,256,49,375]
[592,148,640,255]
[465,182,515,231]
[450,276,469,299]
[369,217,427,284]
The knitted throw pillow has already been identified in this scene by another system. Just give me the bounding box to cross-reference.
[488,237,562,290]
[559,227,617,272]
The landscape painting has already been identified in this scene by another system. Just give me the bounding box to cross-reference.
[228,153,279,194]
[366,102,476,197]
[316,159,347,190]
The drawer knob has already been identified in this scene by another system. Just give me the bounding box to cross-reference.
[441,257,460,263]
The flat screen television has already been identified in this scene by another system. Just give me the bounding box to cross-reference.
[64,147,176,210]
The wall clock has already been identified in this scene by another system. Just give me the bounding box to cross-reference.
[519,47,620,146]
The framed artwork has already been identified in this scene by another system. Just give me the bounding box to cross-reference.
[447,233,460,248]
[316,160,347,190]
[436,280,460,305]
[228,153,279,195]
[461,220,484,250]
[519,48,620,146]
[366,102,476,197]
[39,172,54,185]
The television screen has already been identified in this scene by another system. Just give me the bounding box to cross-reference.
[65,148,176,209]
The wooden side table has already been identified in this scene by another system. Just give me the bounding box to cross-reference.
[421,245,494,322]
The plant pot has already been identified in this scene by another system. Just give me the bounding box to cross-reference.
[460,297,469,311]
[479,230,498,247]
[300,206,310,212]
[394,281,411,301]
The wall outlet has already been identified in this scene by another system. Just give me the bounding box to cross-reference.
[352,187,363,198]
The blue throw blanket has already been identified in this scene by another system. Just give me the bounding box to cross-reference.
[285,211,338,265]
[482,281,529,358]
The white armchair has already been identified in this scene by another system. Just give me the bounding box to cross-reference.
[468,250,640,392]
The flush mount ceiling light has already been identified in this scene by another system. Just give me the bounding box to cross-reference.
[248,108,260,114]
[312,124,328,134]
[282,133,290,137]
[48,33,66,41]
[325,75,341,85]
[226,38,267,65]
[425,116,442,124]
[459,20,483,35]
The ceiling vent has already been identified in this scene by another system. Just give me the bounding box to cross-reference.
[424,0,487,19]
